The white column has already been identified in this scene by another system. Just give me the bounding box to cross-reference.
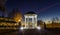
[25,17,26,28]
[32,16,34,23]
[36,17,37,27]
[27,16,29,28]
[32,16,34,28]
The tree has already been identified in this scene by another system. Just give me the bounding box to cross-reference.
[37,20,43,26]
[0,0,7,17]
[8,8,22,22]
[52,17,59,23]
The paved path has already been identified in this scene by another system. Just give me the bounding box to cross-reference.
[0,29,60,35]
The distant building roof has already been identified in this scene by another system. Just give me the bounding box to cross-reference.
[26,11,36,14]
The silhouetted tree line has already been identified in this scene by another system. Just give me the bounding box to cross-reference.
[0,0,7,17]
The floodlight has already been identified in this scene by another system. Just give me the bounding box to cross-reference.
[37,26,41,30]
[20,27,24,30]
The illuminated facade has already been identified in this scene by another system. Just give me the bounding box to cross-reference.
[22,11,37,29]
[0,16,19,27]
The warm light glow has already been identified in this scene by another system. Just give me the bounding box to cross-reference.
[13,12,22,22]
[45,20,52,24]
[18,20,21,22]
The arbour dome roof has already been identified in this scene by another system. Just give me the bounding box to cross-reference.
[26,11,36,14]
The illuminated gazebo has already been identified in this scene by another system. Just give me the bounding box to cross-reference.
[24,11,37,29]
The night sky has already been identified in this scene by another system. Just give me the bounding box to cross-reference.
[4,0,60,21]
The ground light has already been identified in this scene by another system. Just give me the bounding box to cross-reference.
[36,26,41,30]
[20,26,41,30]
[20,27,24,30]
